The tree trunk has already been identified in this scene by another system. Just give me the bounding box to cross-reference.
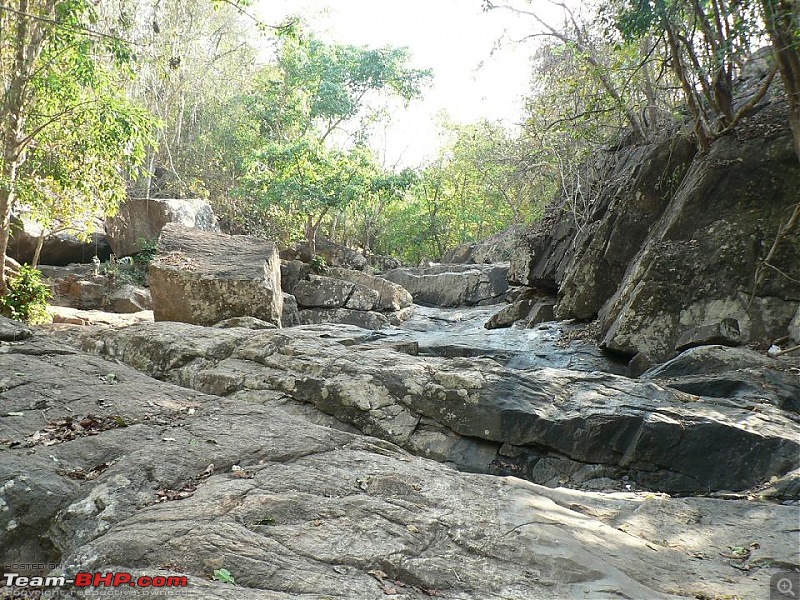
[1,0,56,295]
[762,0,800,162]
[305,214,316,258]
[32,233,45,268]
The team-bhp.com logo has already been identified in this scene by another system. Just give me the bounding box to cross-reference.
[4,572,188,589]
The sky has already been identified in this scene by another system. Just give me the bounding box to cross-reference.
[253,0,573,168]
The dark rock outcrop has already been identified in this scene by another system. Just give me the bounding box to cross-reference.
[148,224,283,327]
[7,215,111,266]
[105,198,219,257]
[511,96,799,360]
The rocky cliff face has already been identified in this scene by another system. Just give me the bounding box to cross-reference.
[516,96,800,361]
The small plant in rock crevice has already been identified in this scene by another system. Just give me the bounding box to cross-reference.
[310,254,328,274]
[0,265,52,324]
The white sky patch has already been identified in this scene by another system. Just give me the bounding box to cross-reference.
[254,1,574,168]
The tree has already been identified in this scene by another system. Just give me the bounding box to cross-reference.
[231,24,431,253]
[119,0,261,199]
[0,0,153,293]
[243,137,376,257]
[760,0,800,161]
[612,0,781,150]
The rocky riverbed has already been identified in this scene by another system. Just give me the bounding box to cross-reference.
[1,305,798,599]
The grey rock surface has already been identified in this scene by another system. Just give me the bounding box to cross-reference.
[329,267,412,312]
[293,275,354,308]
[2,332,797,600]
[7,214,112,266]
[0,316,32,341]
[484,300,536,329]
[790,305,800,344]
[109,284,152,314]
[77,319,800,494]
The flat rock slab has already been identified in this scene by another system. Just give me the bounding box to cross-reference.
[77,321,800,494]
[149,224,282,327]
[1,333,797,600]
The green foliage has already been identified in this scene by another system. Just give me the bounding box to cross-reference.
[3,0,155,244]
[309,254,328,274]
[212,569,235,585]
[274,25,432,139]
[374,120,543,263]
[0,266,52,325]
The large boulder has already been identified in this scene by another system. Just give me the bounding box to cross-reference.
[7,215,112,266]
[442,225,531,266]
[105,198,219,257]
[109,284,152,314]
[148,224,283,327]
[382,264,509,307]
[293,275,355,309]
[279,266,412,329]
[328,267,412,312]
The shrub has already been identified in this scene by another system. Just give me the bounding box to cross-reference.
[0,265,52,324]
[310,254,328,274]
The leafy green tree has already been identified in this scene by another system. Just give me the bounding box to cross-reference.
[0,0,153,294]
[377,119,543,262]
[612,0,779,149]
[243,137,375,256]
[228,24,431,252]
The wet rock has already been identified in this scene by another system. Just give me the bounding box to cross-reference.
[383,264,509,307]
[149,224,283,327]
[80,321,800,494]
[106,198,219,257]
